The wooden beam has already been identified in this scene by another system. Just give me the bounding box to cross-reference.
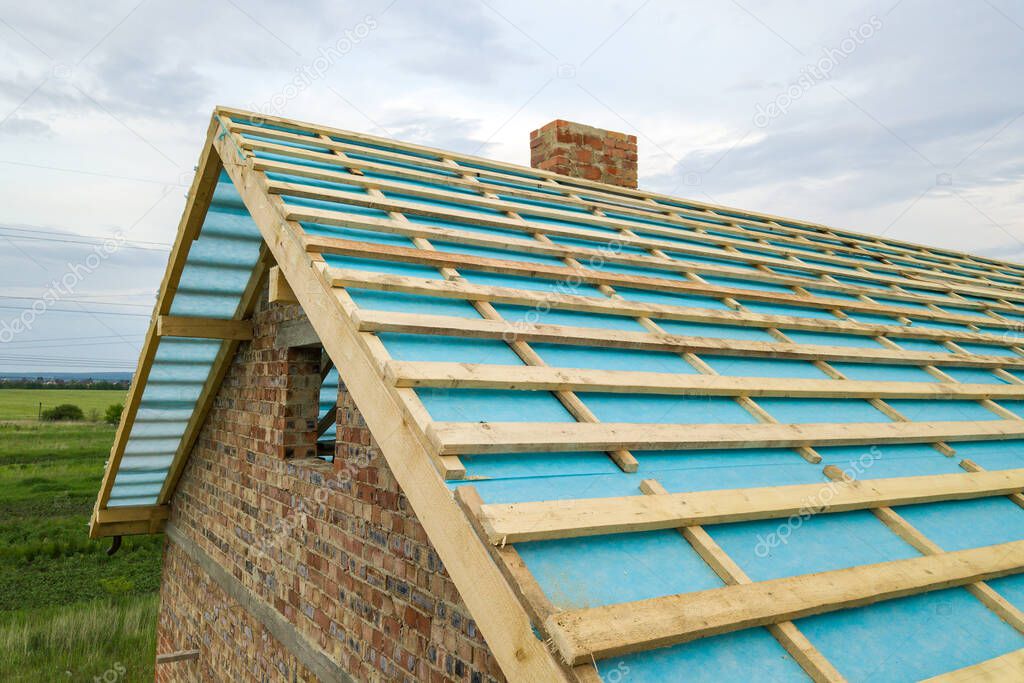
[255,155,1014,296]
[269,264,297,304]
[386,361,1024,400]
[238,121,1024,290]
[156,650,200,665]
[921,648,1024,682]
[157,250,269,504]
[210,115,570,681]
[91,117,224,530]
[157,315,254,341]
[219,108,1024,281]
[428,418,1024,456]
[274,176,1019,296]
[91,517,167,538]
[544,539,1024,665]
[311,235,1002,329]
[639,479,845,682]
[317,405,337,438]
[94,504,170,525]
[477,468,1024,544]
[357,310,1024,369]
[341,271,1017,346]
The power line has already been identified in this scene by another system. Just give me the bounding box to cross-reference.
[0,159,189,187]
[0,227,171,252]
[0,305,150,317]
[0,295,153,308]
[0,333,145,346]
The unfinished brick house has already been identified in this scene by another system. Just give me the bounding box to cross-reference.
[92,107,1024,682]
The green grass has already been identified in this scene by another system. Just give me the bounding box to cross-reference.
[0,595,159,683]
[0,393,162,681]
[0,388,125,421]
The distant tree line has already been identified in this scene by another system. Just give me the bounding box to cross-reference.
[0,378,130,390]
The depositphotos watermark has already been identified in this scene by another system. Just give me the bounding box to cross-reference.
[754,446,882,558]
[0,231,127,343]
[249,16,378,121]
[754,15,883,128]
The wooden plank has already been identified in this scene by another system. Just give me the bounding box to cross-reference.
[90,517,167,538]
[295,209,1015,316]
[640,479,846,682]
[257,153,1008,292]
[544,539,1024,665]
[91,117,224,531]
[308,233,1007,326]
[428,418,1024,456]
[357,310,1024,369]
[236,118,1024,284]
[819,466,1024,636]
[269,264,297,304]
[219,108,1024,280]
[157,251,270,504]
[339,270,1017,346]
[156,650,200,665]
[921,648,1024,682]
[157,315,254,341]
[477,468,1024,543]
[94,505,170,525]
[270,174,1019,294]
[386,361,1024,400]
[210,117,571,681]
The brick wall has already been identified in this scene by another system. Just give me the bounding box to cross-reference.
[155,288,505,682]
[530,119,638,189]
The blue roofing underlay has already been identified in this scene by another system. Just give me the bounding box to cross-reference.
[109,116,1024,680]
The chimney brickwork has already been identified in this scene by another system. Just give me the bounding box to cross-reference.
[529,119,638,189]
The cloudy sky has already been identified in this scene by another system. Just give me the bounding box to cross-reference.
[0,0,1022,373]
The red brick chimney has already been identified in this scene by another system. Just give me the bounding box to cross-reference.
[529,119,638,189]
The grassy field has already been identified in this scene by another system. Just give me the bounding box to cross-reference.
[0,389,164,682]
[0,389,125,421]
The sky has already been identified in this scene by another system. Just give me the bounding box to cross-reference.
[0,0,1023,373]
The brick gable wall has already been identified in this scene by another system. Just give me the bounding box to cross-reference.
[155,288,505,682]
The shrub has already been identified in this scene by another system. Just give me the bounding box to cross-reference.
[104,403,124,425]
[40,404,84,422]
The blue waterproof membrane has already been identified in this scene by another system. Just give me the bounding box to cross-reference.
[317,368,339,460]
[108,176,263,505]
[121,123,1024,679]
[797,589,1024,680]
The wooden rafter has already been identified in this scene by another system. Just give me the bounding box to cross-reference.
[208,112,571,681]
[218,111,1024,279]
[339,272,1023,347]
[386,361,1024,400]
[157,315,254,341]
[544,539,1024,665]
[428,418,1024,455]
[476,468,1024,543]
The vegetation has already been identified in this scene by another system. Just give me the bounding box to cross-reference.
[0,378,130,390]
[40,403,84,422]
[0,389,162,680]
[105,402,124,426]
[0,388,126,421]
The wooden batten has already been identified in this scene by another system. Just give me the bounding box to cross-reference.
[479,468,1024,543]
[269,264,298,304]
[157,315,254,341]
[545,540,1024,665]
[428,419,1024,456]
[385,360,1024,400]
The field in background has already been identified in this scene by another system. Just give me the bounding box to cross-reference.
[0,389,163,682]
[0,388,125,421]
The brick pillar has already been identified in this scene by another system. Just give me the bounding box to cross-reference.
[281,346,320,459]
[529,119,638,188]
